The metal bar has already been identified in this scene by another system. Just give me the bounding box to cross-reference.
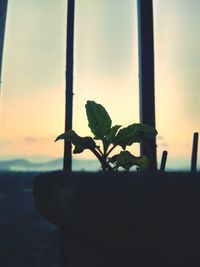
[0,0,8,91]
[137,0,157,170]
[160,150,168,172]
[191,132,198,173]
[64,0,75,171]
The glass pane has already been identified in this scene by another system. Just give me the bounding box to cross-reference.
[154,0,200,170]
[0,0,67,171]
[73,0,139,170]
[0,0,139,171]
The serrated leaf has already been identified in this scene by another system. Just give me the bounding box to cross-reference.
[114,123,157,149]
[113,125,140,149]
[135,124,158,139]
[110,151,137,171]
[110,151,149,171]
[134,155,149,171]
[85,101,112,139]
[105,125,121,143]
[55,133,68,142]
[73,145,84,154]
[55,130,96,154]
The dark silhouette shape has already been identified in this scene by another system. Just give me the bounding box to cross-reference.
[64,0,75,171]
[137,0,157,169]
[34,171,200,267]
[191,132,198,172]
[160,150,168,171]
[63,1,157,171]
[0,0,8,91]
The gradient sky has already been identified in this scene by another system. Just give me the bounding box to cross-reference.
[1,0,200,170]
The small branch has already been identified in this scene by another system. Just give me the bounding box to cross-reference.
[90,148,103,165]
[90,148,111,171]
[106,144,117,158]
[191,132,199,173]
[160,150,168,172]
[96,146,104,157]
[103,140,107,156]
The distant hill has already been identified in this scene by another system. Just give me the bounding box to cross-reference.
[0,158,101,172]
[0,158,190,172]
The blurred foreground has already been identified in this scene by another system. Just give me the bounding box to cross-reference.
[0,171,59,267]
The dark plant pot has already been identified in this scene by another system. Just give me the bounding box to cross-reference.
[33,171,200,267]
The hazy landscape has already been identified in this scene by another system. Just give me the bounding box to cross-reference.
[0,157,192,172]
[0,158,101,172]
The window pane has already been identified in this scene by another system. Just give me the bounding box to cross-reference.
[73,0,139,170]
[1,0,139,171]
[154,0,200,170]
[0,0,67,170]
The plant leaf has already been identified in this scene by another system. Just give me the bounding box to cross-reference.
[109,151,149,171]
[105,125,121,143]
[109,151,136,171]
[135,123,158,139]
[134,155,149,171]
[55,130,96,154]
[114,123,157,149]
[73,145,84,154]
[85,101,112,139]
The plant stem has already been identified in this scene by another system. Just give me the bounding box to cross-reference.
[102,139,109,156]
[106,144,117,158]
[96,146,104,157]
[90,148,103,163]
[90,146,113,171]
[90,148,107,171]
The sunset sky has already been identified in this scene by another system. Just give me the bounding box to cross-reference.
[1,0,200,170]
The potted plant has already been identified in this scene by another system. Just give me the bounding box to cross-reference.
[33,101,200,267]
[55,100,158,172]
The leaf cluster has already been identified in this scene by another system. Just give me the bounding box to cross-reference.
[55,101,157,171]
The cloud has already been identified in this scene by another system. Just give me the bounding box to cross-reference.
[157,136,168,148]
[157,136,164,140]
[24,136,54,143]
[0,139,15,146]
[158,143,169,148]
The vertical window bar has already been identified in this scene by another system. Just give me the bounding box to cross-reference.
[0,0,8,91]
[64,0,75,171]
[137,0,157,170]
